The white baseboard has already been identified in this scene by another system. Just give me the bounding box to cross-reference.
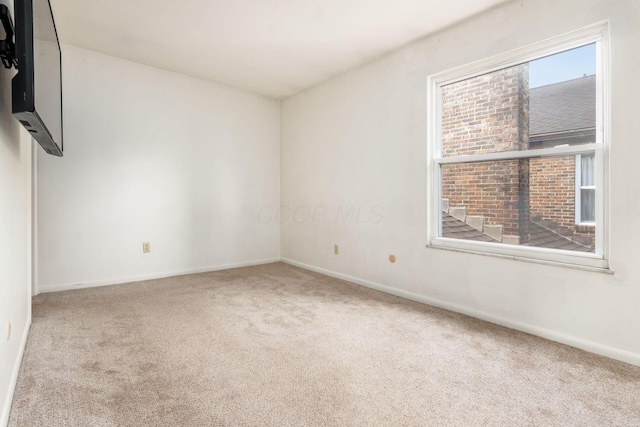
[281,258,640,367]
[1,318,31,427]
[38,258,281,293]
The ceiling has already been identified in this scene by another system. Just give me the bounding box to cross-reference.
[50,0,509,99]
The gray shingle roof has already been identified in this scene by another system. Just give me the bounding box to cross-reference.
[442,212,498,242]
[442,213,593,252]
[524,221,592,252]
[529,75,596,137]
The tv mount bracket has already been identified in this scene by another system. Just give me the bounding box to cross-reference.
[0,5,18,69]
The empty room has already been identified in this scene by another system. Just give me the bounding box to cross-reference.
[1,0,639,425]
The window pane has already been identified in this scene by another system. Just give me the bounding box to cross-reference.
[581,189,595,222]
[581,153,595,186]
[441,44,596,158]
[441,155,595,252]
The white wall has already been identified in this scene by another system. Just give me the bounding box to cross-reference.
[0,3,33,424]
[37,46,280,292]
[281,0,640,364]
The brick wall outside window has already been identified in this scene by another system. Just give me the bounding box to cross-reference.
[441,65,530,242]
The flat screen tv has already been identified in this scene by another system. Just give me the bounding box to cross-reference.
[12,0,63,156]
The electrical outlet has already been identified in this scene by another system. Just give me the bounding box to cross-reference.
[6,322,10,341]
[143,242,151,253]
[334,244,339,255]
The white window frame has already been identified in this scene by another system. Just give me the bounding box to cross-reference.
[426,22,609,270]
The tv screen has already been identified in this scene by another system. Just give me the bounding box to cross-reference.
[12,0,63,157]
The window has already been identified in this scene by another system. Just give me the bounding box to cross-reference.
[576,154,595,223]
[427,24,608,269]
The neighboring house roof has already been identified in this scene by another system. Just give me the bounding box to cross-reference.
[529,75,596,138]
[525,221,592,252]
[442,212,592,251]
[442,212,498,242]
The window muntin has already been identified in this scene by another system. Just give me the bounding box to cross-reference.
[428,25,607,268]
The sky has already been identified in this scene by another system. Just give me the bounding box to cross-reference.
[528,43,596,88]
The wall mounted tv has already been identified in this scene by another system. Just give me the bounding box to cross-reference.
[12,0,63,157]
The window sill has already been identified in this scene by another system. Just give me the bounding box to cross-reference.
[426,240,613,274]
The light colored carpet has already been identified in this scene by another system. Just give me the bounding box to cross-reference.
[8,262,640,426]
